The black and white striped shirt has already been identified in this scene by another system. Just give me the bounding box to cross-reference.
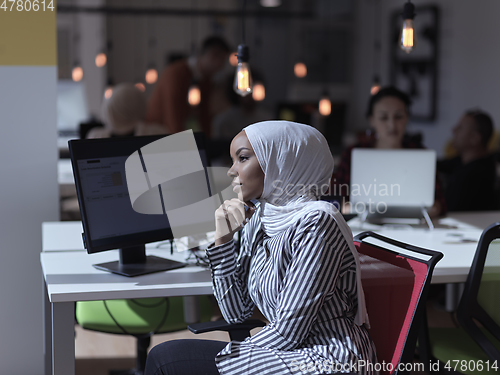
[206,209,377,374]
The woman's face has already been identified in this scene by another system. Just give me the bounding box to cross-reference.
[369,96,409,148]
[228,131,265,202]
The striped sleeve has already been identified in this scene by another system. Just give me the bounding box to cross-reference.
[247,211,347,351]
[206,233,256,324]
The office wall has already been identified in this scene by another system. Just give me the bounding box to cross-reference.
[0,8,58,375]
[351,0,500,156]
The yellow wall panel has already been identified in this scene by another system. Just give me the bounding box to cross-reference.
[0,0,56,66]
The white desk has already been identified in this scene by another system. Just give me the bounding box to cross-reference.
[41,211,499,375]
[42,239,213,375]
[348,211,500,284]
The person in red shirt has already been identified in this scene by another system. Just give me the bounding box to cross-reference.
[146,36,230,137]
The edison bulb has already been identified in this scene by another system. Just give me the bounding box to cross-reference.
[145,68,158,84]
[370,82,380,95]
[95,53,107,67]
[135,82,146,92]
[319,96,331,116]
[229,52,239,67]
[234,62,253,97]
[252,82,265,101]
[104,86,113,99]
[400,19,417,53]
[294,62,307,78]
[188,84,201,106]
[72,66,83,82]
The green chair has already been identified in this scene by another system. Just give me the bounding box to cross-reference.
[421,222,500,375]
[76,296,214,375]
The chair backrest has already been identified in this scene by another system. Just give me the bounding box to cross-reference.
[354,231,443,375]
[457,222,500,362]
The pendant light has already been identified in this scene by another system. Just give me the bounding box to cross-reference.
[234,0,253,97]
[294,19,307,78]
[252,82,265,101]
[145,8,158,85]
[400,0,417,54]
[319,90,331,117]
[95,52,107,68]
[370,1,382,95]
[187,0,201,106]
[188,85,201,106]
[145,64,158,85]
[72,14,83,82]
[104,78,114,99]
[318,45,330,116]
[294,62,307,78]
[95,24,107,68]
[370,75,381,96]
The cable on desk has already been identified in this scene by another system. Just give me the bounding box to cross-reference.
[185,249,210,268]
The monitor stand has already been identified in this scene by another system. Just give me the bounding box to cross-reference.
[93,245,187,277]
[361,205,434,230]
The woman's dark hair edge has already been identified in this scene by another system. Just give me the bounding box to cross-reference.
[366,86,412,117]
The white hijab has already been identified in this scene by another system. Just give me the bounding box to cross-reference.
[243,120,369,327]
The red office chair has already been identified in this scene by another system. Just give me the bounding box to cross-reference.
[354,231,443,375]
[190,231,443,375]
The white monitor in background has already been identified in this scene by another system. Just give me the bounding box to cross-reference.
[57,80,90,134]
[350,148,436,226]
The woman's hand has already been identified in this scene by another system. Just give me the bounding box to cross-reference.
[214,198,256,246]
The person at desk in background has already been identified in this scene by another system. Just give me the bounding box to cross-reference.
[437,109,498,211]
[86,83,167,139]
[331,86,446,217]
[145,121,377,375]
[145,36,230,137]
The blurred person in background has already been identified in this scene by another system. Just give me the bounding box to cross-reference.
[87,83,166,139]
[438,109,498,211]
[146,36,230,138]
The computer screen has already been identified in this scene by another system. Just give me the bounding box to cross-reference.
[69,133,211,276]
[350,148,436,209]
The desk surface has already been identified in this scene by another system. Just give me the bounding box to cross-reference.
[41,249,212,303]
[41,211,500,303]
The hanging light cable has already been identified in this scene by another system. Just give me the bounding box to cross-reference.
[187,0,201,106]
[234,0,253,97]
[145,7,158,85]
[319,90,331,116]
[400,0,417,54]
[72,13,83,82]
[370,1,382,95]
[95,24,107,68]
[294,18,307,78]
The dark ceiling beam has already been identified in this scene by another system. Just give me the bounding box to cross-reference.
[57,4,313,18]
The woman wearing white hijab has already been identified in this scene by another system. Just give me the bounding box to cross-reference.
[145,121,377,375]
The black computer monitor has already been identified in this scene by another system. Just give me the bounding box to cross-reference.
[68,133,211,277]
